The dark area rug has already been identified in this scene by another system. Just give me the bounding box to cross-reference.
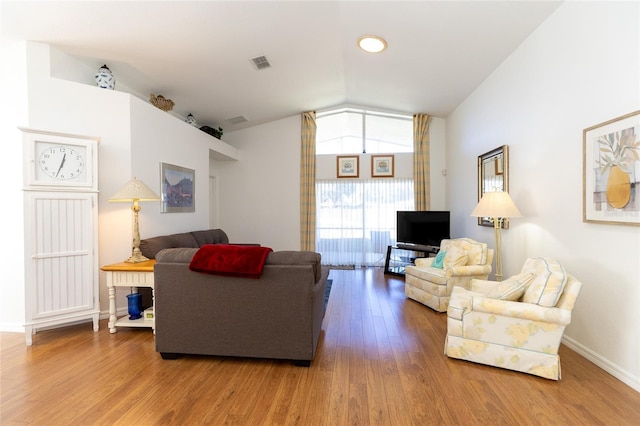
[324,279,333,311]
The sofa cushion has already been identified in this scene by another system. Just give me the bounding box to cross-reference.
[521,257,568,307]
[404,265,448,285]
[169,232,200,248]
[140,236,175,259]
[140,232,199,259]
[266,251,322,282]
[485,273,535,301]
[156,247,199,263]
[190,229,229,246]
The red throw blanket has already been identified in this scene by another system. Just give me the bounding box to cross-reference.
[189,244,273,278]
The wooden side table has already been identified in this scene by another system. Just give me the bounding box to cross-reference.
[101,260,156,334]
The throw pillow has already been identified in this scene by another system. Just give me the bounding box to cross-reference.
[521,257,568,307]
[432,250,446,269]
[443,245,468,269]
[486,273,535,301]
[457,238,488,265]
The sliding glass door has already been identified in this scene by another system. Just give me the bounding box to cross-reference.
[316,178,413,267]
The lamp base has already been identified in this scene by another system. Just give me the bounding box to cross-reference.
[125,248,150,263]
[493,217,504,282]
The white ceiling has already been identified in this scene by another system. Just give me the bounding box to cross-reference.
[1,1,562,132]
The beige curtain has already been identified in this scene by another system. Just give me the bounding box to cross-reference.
[300,111,317,251]
[413,114,432,211]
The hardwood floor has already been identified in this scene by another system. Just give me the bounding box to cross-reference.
[2,267,640,425]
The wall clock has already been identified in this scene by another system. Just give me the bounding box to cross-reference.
[36,143,86,181]
[23,129,98,190]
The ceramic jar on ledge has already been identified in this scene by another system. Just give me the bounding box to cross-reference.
[94,64,115,90]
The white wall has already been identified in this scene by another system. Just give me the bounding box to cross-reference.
[0,39,29,331]
[216,115,302,250]
[316,153,414,180]
[446,1,640,390]
[219,115,447,251]
[1,42,239,330]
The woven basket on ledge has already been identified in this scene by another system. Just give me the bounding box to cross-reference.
[150,94,175,112]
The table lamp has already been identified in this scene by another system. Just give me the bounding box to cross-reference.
[471,191,521,281]
[109,177,160,263]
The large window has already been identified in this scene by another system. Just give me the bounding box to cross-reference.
[316,108,413,154]
[315,108,414,267]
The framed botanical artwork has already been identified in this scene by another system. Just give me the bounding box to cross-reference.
[160,162,195,213]
[371,155,394,178]
[337,156,359,178]
[583,110,640,225]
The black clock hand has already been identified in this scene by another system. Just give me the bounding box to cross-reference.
[56,153,67,177]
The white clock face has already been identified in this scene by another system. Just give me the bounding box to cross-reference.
[38,145,85,180]
[35,142,89,184]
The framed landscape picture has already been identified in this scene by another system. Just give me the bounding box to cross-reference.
[583,110,640,225]
[160,162,195,213]
[371,155,394,177]
[337,156,359,178]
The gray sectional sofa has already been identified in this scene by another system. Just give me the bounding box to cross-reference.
[140,229,329,366]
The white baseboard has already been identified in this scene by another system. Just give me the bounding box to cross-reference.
[0,323,25,333]
[563,335,640,393]
[0,309,124,334]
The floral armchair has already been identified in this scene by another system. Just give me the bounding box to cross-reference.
[404,238,494,312]
[445,257,582,380]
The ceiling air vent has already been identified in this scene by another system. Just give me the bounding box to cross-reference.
[251,55,271,70]
[227,116,248,125]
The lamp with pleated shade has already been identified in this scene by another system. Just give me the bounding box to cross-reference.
[109,177,160,263]
[471,191,521,281]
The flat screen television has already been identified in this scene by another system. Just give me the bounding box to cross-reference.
[396,211,450,247]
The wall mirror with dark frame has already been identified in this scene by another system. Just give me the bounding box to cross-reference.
[477,145,510,228]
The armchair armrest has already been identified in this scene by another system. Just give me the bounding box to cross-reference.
[470,278,500,294]
[471,296,572,326]
[414,257,434,267]
[445,264,492,278]
[447,286,485,320]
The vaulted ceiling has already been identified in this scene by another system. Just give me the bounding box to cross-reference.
[1,1,561,131]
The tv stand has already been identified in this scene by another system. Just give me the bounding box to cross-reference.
[384,245,439,276]
[395,243,438,252]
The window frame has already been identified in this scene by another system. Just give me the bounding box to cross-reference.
[316,108,413,155]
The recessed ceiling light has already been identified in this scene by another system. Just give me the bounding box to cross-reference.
[358,35,387,53]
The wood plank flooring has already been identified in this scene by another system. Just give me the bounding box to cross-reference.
[2,267,640,425]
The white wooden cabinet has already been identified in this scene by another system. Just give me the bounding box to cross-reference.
[21,129,100,346]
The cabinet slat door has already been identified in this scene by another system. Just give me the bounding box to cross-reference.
[25,192,98,326]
